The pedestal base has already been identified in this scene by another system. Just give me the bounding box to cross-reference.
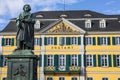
[5,50,38,80]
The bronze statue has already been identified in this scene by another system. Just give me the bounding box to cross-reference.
[16,4,35,50]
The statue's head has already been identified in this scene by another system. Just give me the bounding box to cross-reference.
[23,4,31,12]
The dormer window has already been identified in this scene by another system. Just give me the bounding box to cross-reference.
[36,15,43,18]
[84,14,92,17]
[60,14,67,18]
[34,20,40,29]
[85,20,91,28]
[100,19,106,28]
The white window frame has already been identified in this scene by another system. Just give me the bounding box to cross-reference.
[59,37,66,45]
[115,37,120,45]
[47,55,54,66]
[87,77,93,80]
[85,37,93,45]
[5,38,12,46]
[116,55,120,67]
[100,19,106,28]
[47,37,54,45]
[59,77,65,80]
[71,77,78,80]
[59,55,66,66]
[71,54,78,66]
[70,37,78,45]
[101,55,108,67]
[100,37,108,45]
[86,54,93,67]
[34,38,39,46]
[85,20,91,28]
[34,20,40,29]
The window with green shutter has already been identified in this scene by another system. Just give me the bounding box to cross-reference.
[66,37,70,45]
[39,55,42,67]
[78,55,81,66]
[84,54,86,67]
[54,37,57,45]
[44,37,47,45]
[98,55,101,67]
[54,55,58,67]
[2,38,5,46]
[40,38,42,46]
[0,55,3,67]
[107,37,110,45]
[108,55,112,67]
[93,37,96,45]
[66,55,70,67]
[78,37,81,45]
[44,55,47,67]
[93,55,96,67]
[11,38,14,46]
[97,37,100,45]
[112,37,115,45]
[113,55,117,67]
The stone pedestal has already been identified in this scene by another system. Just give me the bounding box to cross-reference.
[5,50,38,80]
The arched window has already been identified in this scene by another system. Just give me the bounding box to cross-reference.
[100,19,106,28]
[34,20,40,29]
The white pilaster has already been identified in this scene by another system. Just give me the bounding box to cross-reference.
[80,34,85,80]
[40,35,45,80]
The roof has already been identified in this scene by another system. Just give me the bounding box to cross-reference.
[1,10,120,34]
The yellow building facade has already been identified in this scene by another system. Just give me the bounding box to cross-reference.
[0,10,120,80]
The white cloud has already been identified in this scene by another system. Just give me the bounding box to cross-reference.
[0,18,7,24]
[105,1,115,5]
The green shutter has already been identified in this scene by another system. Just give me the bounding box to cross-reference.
[0,55,3,67]
[66,55,70,72]
[112,37,115,45]
[66,37,70,45]
[93,55,96,67]
[84,54,86,67]
[108,55,112,67]
[2,38,5,46]
[113,55,117,67]
[84,37,86,45]
[98,37,100,45]
[93,37,96,45]
[44,37,47,45]
[11,38,14,46]
[107,37,110,45]
[54,55,58,67]
[54,37,57,45]
[39,55,42,67]
[98,55,101,67]
[78,55,81,66]
[40,38,42,46]
[44,55,47,67]
[78,37,81,45]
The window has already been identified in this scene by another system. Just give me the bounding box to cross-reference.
[59,77,65,80]
[116,55,120,67]
[85,37,93,45]
[59,37,66,45]
[100,19,106,28]
[71,77,77,80]
[102,78,108,80]
[118,78,120,80]
[100,37,107,45]
[34,38,39,45]
[87,77,93,80]
[71,55,78,66]
[101,55,108,67]
[59,55,66,66]
[71,37,78,45]
[2,78,6,80]
[34,20,40,29]
[2,38,14,46]
[86,55,93,67]
[85,20,91,28]
[47,55,54,66]
[47,37,54,45]
[115,37,120,45]
[47,77,53,80]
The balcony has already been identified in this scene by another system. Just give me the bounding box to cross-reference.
[44,66,80,73]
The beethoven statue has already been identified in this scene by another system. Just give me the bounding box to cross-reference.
[16,4,35,50]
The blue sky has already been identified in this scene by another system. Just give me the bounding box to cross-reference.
[0,0,120,31]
